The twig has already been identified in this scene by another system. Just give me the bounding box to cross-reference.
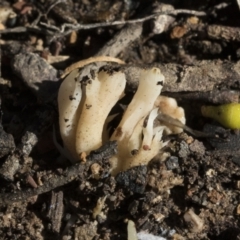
[31,0,67,27]
[157,113,216,138]
[49,9,206,41]
[46,0,66,15]
[207,24,240,42]
[0,26,53,35]
[96,23,142,57]
[211,2,229,11]
[0,8,206,41]
[30,10,43,27]
[40,22,60,32]
[0,141,117,205]
[47,191,64,233]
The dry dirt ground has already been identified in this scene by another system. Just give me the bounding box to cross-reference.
[0,0,240,239]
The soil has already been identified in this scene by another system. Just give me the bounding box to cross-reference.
[0,0,240,239]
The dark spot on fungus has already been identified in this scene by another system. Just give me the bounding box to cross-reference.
[66,125,70,128]
[90,70,96,79]
[81,76,89,84]
[69,95,76,100]
[99,65,120,76]
[86,104,92,109]
[131,149,138,156]
[157,81,163,86]
[115,127,123,138]
[64,119,69,122]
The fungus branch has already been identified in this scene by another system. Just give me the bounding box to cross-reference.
[110,68,166,175]
[111,68,164,141]
[58,68,126,162]
[75,70,126,155]
[58,69,82,159]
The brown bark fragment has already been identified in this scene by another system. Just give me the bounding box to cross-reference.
[124,60,240,92]
[47,191,64,233]
[207,25,240,42]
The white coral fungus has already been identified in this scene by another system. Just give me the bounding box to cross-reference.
[58,66,185,175]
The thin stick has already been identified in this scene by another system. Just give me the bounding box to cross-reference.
[0,141,117,205]
[0,9,206,41]
[157,113,216,138]
[46,0,66,15]
[49,9,206,41]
